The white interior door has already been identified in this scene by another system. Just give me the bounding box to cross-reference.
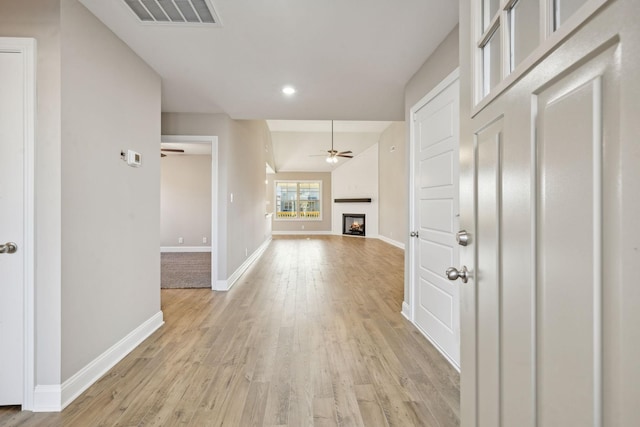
[411,73,460,368]
[0,49,25,405]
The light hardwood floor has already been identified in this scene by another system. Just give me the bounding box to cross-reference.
[0,236,460,426]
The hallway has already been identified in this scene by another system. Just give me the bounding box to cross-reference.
[0,236,459,426]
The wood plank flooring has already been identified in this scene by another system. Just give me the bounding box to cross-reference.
[0,236,460,426]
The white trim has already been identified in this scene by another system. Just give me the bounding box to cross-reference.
[377,235,405,250]
[32,385,61,412]
[530,91,539,427]
[591,76,603,427]
[410,68,461,121]
[472,0,611,114]
[271,231,333,236]
[401,301,412,321]
[160,246,211,253]
[0,37,37,411]
[57,311,164,411]
[407,67,460,318]
[161,135,218,292]
[214,238,271,291]
[415,323,461,373]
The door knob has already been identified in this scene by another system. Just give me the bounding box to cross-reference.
[410,231,419,238]
[0,242,18,254]
[446,266,469,283]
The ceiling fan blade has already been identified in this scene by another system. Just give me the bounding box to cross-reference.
[337,154,353,158]
[338,150,352,155]
[161,148,185,153]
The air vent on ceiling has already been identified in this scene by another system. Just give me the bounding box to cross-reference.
[124,0,221,25]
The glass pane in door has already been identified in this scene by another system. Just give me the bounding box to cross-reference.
[554,0,588,29]
[509,0,539,70]
[483,0,501,30]
[482,27,502,96]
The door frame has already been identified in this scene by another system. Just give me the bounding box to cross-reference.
[160,135,219,290]
[406,67,460,362]
[407,67,460,320]
[0,37,36,409]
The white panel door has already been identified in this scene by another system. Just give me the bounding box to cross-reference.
[412,76,460,368]
[459,0,640,426]
[0,50,25,405]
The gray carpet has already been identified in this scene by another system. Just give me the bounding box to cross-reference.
[161,252,211,288]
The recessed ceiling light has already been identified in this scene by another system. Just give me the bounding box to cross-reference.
[282,86,296,95]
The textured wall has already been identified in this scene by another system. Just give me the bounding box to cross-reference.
[378,122,407,246]
[162,114,271,279]
[60,0,161,381]
[161,155,212,247]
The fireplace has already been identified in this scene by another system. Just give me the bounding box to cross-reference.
[343,214,365,236]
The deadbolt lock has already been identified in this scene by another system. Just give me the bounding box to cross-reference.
[456,230,470,246]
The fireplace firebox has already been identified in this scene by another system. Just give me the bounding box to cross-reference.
[343,214,365,236]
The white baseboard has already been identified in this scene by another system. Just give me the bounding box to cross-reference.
[414,323,461,373]
[214,238,271,291]
[56,311,164,411]
[271,230,333,236]
[161,246,211,253]
[377,235,405,250]
[401,301,412,321]
[32,385,62,412]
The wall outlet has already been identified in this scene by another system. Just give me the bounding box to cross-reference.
[230,193,234,203]
[301,225,305,230]
[202,237,207,244]
[178,237,184,244]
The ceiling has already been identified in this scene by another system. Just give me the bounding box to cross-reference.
[78,0,459,121]
[268,120,393,172]
[159,120,394,173]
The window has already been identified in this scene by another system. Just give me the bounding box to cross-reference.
[474,0,608,106]
[275,181,322,220]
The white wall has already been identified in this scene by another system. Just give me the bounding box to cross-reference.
[161,114,272,282]
[378,122,407,247]
[161,155,212,247]
[60,0,161,381]
[331,144,379,237]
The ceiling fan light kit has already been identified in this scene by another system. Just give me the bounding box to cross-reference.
[324,120,354,164]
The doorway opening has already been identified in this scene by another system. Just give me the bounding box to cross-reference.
[407,69,461,370]
[160,135,219,290]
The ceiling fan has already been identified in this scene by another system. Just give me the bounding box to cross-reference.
[160,148,184,157]
[313,120,353,163]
